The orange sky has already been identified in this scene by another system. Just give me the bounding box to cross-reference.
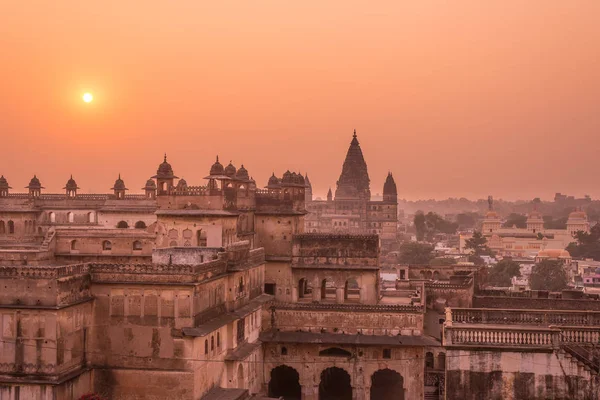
[1,1,599,201]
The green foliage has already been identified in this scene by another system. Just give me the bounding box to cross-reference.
[502,213,527,229]
[487,259,521,287]
[465,231,494,265]
[429,257,455,266]
[456,212,478,229]
[398,242,434,265]
[413,211,458,242]
[566,224,600,261]
[529,259,569,291]
[543,216,568,229]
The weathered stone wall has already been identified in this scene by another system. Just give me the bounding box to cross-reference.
[291,268,379,304]
[0,369,92,400]
[264,261,294,302]
[155,215,238,248]
[255,215,303,259]
[446,349,600,400]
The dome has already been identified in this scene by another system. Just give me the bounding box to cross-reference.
[485,210,500,219]
[568,210,587,220]
[64,175,79,190]
[383,172,397,196]
[111,174,127,190]
[143,179,156,190]
[236,164,249,181]
[224,162,237,177]
[209,156,225,176]
[297,173,305,185]
[281,170,293,184]
[154,154,175,179]
[528,210,543,220]
[26,175,42,189]
[176,178,188,188]
[267,173,280,188]
[0,175,10,189]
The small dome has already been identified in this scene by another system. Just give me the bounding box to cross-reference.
[0,175,10,189]
[485,210,500,219]
[568,210,587,220]
[267,173,280,188]
[27,175,42,189]
[210,156,224,176]
[176,178,188,188]
[112,174,127,190]
[282,170,293,184]
[143,179,156,190]
[64,175,79,190]
[224,162,237,177]
[155,154,175,179]
[528,210,542,220]
[236,164,249,181]
[538,249,571,258]
[297,173,305,185]
[383,172,397,196]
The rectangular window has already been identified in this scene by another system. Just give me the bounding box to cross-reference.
[237,318,245,343]
[383,349,392,359]
[264,283,275,295]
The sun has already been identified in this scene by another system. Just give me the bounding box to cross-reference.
[82,93,93,103]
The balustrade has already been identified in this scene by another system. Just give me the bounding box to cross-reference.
[448,326,556,347]
[450,308,600,327]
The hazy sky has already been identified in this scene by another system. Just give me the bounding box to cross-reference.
[1,1,599,200]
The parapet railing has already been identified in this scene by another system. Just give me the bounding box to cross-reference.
[445,325,558,348]
[559,326,600,344]
[272,301,423,313]
[448,308,600,326]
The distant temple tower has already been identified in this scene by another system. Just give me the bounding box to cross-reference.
[482,195,501,233]
[26,175,43,198]
[304,174,312,203]
[383,172,397,203]
[327,188,332,202]
[334,129,371,201]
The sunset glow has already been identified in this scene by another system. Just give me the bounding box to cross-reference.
[82,93,93,103]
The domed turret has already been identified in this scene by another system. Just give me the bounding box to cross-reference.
[224,162,237,177]
[383,172,397,202]
[304,174,312,188]
[267,173,280,189]
[0,175,11,197]
[567,208,590,236]
[111,174,128,199]
[176,178,188,188]
[210,156,225,176]
[26,175,43,198]
[143,179,157,200]
[155,154,175,179]
[281,170,293,184]
[152,154,178,195]
[236,164,249,181]
[327,187,333,202]
[64,175,79,198]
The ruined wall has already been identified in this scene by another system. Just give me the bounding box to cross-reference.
[446,349,600,400]
[264,261,293,302]
[0,369,92,400]
[55,231,154,257]
[291,268,379,304]
[255,215,302,259]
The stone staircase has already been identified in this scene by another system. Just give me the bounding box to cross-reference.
[562,344,600,375]
[40,227,56,251]
[424,386,440,400]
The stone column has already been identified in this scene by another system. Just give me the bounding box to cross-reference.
[336,287,345,303]
[292,286,298,302]
[313,286,321,302]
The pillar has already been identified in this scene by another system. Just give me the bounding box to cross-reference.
[336,287,344,303]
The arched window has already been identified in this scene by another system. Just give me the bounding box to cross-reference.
[67,212,74,223]
[49,212,56,223]
[117,221,129,229]
[132,240,142,251]
[8,221,14,234]
[211,336,215,351]
[217,332,221,347]
[204,339,208,355]
[87,212,95,223]
[70,240,78,251]
[239,277,244,294]
[425,352,434,369]
[281,346,288,355]
[0,221,5,234]
[102,240,112,251]
[135,221,146,229]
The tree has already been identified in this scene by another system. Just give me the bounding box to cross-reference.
[429,257,455,266]
[414,212,427,241]
[502,213,527,229]
[464,231,494,265]
[566,224,600,261]
[543,216,568,229]
[487,259,521,287]
[398,242,434,265]
[529,259,569,291]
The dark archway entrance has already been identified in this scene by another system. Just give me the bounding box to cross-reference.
[268,365,301,400]
[370,369,404,400]
[319,367,352,400]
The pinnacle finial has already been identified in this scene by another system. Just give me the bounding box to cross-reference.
[216,155,219,162]
[164,153,167,162]
[353,129,357,138]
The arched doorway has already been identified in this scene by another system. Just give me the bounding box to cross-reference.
[319,367,351,400]
[370,369,404,400]
[268,365,301,400]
